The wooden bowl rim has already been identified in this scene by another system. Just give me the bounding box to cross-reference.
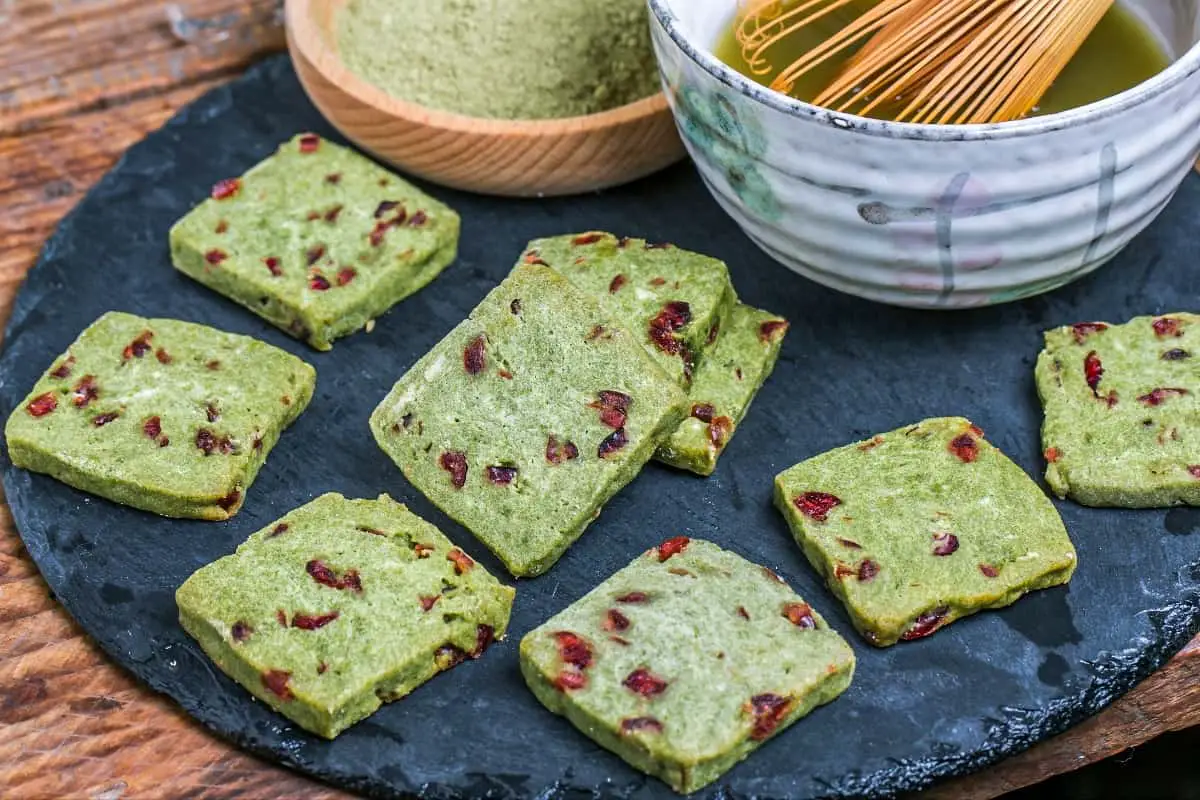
[286,0,673,139]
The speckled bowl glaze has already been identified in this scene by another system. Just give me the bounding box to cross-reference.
[648,0,1200,308]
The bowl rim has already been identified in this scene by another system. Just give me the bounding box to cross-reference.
[286,0,671,136]
[647,0,1200,141]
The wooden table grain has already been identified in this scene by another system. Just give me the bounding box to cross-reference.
[1,2,1197,798]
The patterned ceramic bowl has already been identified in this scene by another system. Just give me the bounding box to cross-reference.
[647,0,1200,308]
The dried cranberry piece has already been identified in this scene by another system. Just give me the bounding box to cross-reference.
[1044,447,1061,463]
[656,536,690,562]
[603,609,630,632]
[317,662,328,674]
[598,428,628,458]
[1189,466,1200,479]
[857,559,880,582]
[691,403,715,422]
[419,595,439,612]
[27,393,57,417]
[195,428,234,455]
[948,432,979,463]
[554,671,587,691]
[50,357,75,379]
[72,375,99,407]
[1153,317,1183,338]
[616,591,649,603]
[261,669,293,700]
[734,605,751,621]
[572,233,604,245]
[435,644,468,670]
[793,492,841,522]
[269,523,289,537]
[837,538,862,549]
[902,607,950,640]
[206,360,221,370]
[205,249,227,265]
[623,668,668,697]
[216,489,241,511]
[211,178,240,200]
[782,602,816,629]
[92,411,120,427]
[1084,351,1104,393]
[324,205,343,223]
[439,450,468,488]
[609,274,627,293]
[325,173,341,184]
[932,532,960,556]
[648,301,691,355]
[1071,322,1108,344]
[591,390,631,429]
[486,466,518,485]
[336,268,356,286]
[469,624,497,659]
[143,416,162,440]
[447,548,475,575]
[413,543,434,558]
[668,567,694,577]
[123,332,154,360]
[215,220,229,234]
[523,250,547,266]
[747,694,791,740]
[553,631,592,669]
[155,348,172,365]
[231,622,252,642]
[979,563,1000,578]
[374,200,399,218]
[497,369,514,380]
[834,563,856,580]
[298,133,321,153]
[758,320,789,343]
[306,245,326,266]
[463,335,487,375]
[621,716,663,734]
[648,276,667,287]
[306,560,363,592]
[292,611,339,630]
[1160,347,1191,362]
[205,403,220,423]
[258,256,282,277]
[709,416,734,448]
[407,211,428,227]
[546,435,579,464]
[1138,387,1190,407]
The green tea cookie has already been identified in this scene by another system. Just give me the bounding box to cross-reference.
[5,311,315,520]
[170,133,460,351]
[370,263,687,577]
[176,493,514,739]
[656,304,788,475]
[774,417,1076,647]
[1036,314,1200,507]
[520,537,854,794]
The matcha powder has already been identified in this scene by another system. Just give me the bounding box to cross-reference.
[336,0,662,120]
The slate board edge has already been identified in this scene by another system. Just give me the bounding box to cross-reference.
[1,55,1198,800]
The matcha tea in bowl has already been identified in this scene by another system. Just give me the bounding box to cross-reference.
[648,0,1200,308]
[285,0,686,197]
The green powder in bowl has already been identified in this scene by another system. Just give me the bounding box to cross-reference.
[336,0,662,121]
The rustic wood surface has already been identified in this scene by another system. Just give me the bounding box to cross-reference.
[0,2,1197,798]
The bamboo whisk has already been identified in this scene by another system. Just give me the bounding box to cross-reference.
[736,0,1116,124]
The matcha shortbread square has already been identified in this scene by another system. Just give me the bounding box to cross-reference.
[1036,314,1200,507]
[176,493,515,739]
[5,311,315,520]
[370,263,688,577]
[170,133,460,351]
[775,417,1077,647]
[520,537,855,794]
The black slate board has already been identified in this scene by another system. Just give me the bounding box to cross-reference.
[3,56,1200,800]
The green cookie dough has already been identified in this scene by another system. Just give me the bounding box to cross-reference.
[774,417,1077,647]
[176,493,515,739]
[1036,314,1200,507]
[5,311,315,520]
[520,537,854,794]
[370,263,687,577]
[170,133,460,351]
[656,304,788,475]
[522,233,735,388]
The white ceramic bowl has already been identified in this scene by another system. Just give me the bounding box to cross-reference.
[648,0,1200,308]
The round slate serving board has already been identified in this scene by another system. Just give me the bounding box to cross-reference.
[2,57,1200,800]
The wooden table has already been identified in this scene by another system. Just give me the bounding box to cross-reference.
[2,2,1198,797]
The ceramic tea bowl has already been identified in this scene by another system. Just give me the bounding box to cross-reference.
[648,0,1200,308]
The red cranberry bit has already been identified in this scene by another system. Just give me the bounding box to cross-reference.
[92,411,120,427]
[374,200,399,218]
[204,249,227,265]
[737,606,751,620]
[649,276,667,287]
[439,450,468,488]
[143,416,162,440]
[546,435,579,464]
[472,624,496,658]
[435,644,468,670]
[27,393,57,417]
[523,250,547,266]
[1070,322,1108,344]
[211,178,240,200]
[656,536,690,562]
[554,670,587,691]
[155,348,172,365]
[833,563,855,580]
[902,607,950,641]
[748,694,792,740]
[369,221,389,247]
[691,403,715,423]
[591,390,631,429]
[1084,351,1105,393]
[837,538,862,549]
[205,403,220,423]
[736,367,744,380]
[298,133,321,153]
[262,669,294,700]
[709,416,734,448]
[857,559,880,582]
[793,492,841,522]
[1044,447,1061,463]
[194,428,232,456]
[758,320,789,342]
[948,433,979,463]
[306,245,326,266]
[1138,387,1190,407]
[623,668,669,697]
[609,274,628,293]
[292,611,340,630]
[216,489,241,511]
[50,356,75,379]
[318,662,328,675]
[782,602,816,628]
[72,375,99,407]
[603,609,630,632]
[336,268,356,286]
[413,543,434,558]
[325,172,341,184]
[616,591,649,603]
[598,428,628,458]
[123,332,154,360]
[276,609,288,626]
[206,360,220,370]
[447,548,475,575]
[932,532,960,556]
[668,567,694,577]
[463,335,487,375]
[648,301,692,355]
[621,717,664,734]
[407,210,428,227]
[979,564,1000,578]
[306,211,321,222]
[553,632,593,669]
[269,523,289,537]
[231,621,252,642]
[419,595,440,612]
[486,465,518,486]
[1189,466,1200,479]
[497,369,514,380]
[324,204,343,222]
[572,233,604,245]
[306,559,363,592]
[215,220,229,234]
[1153,317,1183,338]
[1163,348,1192,361]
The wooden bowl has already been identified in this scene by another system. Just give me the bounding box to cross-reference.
[285,0,687,197]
